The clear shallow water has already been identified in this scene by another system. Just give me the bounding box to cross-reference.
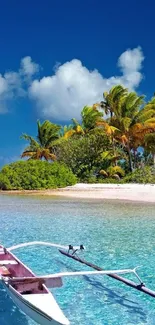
[0,194,155,325]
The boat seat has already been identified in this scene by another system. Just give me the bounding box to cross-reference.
[0,260,18,265]
[0,266,11,276]
[0,248,6,255]
[20,290,33,295]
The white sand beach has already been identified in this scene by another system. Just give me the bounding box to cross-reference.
[2,184,155,203]
[47,183,155,203]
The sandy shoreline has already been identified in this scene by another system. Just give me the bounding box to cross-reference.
[1,183,155,203]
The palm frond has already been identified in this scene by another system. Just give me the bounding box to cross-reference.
[120,117,131,131]
[20,134,39,148]
[99,169,108,177]
[63,129,76,139]
[107,165,125,177]
[137,109,155,123]
[21,151,36,158]
[144,133,155,154]
[144,118,155,125]
[72,118,80,127]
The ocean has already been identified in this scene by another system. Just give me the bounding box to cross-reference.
[0,194,155,325]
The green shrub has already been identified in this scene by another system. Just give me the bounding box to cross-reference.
[55,129,110,181]
[85,176,97,184]
[122,166,155,184]
[0,174,12,190]
[97,178,119,184]
[0,160,77,190]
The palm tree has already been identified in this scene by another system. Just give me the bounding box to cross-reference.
[100,165,125,180]
[110,92,145,171]
[59,124,76,139]
[100,85,128,117]
[144,133,155,167]
[125,97,155,168]
[99,85,155,171]
[21,120,61,161]
[81,105,103,131]
[61,118,85,139]
[96,120,120,160]
[61,105,103,139]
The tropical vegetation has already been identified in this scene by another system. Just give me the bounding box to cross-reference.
[0,84,155,189]
[21,120,61,161]
[0,161,77,190]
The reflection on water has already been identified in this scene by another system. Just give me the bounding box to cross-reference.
[0,194,155,324]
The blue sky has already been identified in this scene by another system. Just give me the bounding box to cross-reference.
[0,0,155,166]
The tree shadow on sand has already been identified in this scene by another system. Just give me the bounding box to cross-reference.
[0,285,34,325]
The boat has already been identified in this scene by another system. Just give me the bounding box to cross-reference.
[0,241,155,325]
[0,242,70,325]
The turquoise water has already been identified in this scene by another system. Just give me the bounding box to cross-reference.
[0,194,155,325]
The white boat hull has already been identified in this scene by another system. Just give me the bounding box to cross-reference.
[3,281,69,325]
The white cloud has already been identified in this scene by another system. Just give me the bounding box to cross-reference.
[29,60,105,120]
[4,71,25,97]
[20,56,39,78]
[0,75,8,95]
[0,47,144,118]
[29,47,144,121]
[118,47,144,73]
[0,57,39,113]
[118,47,144,89]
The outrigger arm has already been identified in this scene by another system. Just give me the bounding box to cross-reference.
[3,241,155,298]
[7,241,85,252]
[8,267,143,287]
[6,242,143,286]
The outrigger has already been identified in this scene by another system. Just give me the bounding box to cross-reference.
[0,241,155,325]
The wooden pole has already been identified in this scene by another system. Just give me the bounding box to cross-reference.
[59,249,155,298]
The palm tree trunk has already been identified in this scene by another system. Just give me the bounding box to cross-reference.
[133,149,136,169]
[127,145,133,172]
[153,153,155,168]
[111,137,117,166]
